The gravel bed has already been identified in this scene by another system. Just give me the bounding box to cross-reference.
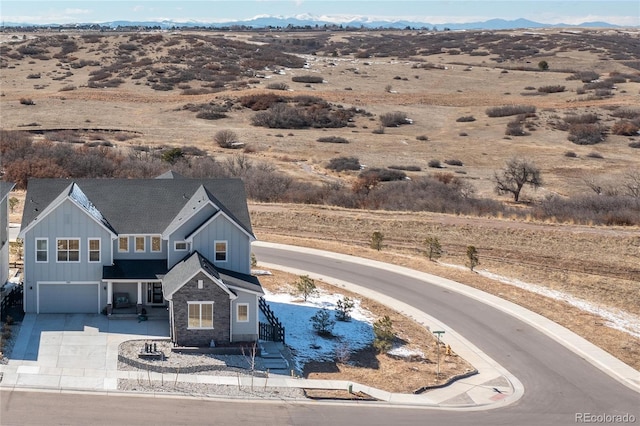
[0,321,22,365]
[118,379,305,399]
[118,340,267,374]
[118,339,305,399]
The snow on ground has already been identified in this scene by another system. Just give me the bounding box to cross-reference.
[440,262,640,339]
[262,288,375,370]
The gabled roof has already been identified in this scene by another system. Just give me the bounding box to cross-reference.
[162,251,237,301]
[156,170,185,179]
[0,181,15,202]
[21,178,254,236]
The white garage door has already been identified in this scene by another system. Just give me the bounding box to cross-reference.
[38,283,99,314]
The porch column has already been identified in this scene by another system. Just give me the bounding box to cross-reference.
[137,282,143,314]
[107,281,113,315]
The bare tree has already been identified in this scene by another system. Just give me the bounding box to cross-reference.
[623,169,640,198]
[494,157,542,202]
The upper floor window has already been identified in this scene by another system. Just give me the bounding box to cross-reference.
[151,236,162,252]
[135,236,145,252]
[57,238,80,262]
[175,241,189,251]
[36,238,48,263]
[214,241,227,262]
[88,238,100,263]
[118,236,129,252]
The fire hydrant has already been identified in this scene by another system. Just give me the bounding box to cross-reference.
[445,344,452,356]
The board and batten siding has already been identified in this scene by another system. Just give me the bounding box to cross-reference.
[0,195,10,287]
[191,215,251,274]
[231,291,259,341]
[23,198,111,312]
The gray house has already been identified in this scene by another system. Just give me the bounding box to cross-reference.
[18,176,263,346]
[1,181,16,287]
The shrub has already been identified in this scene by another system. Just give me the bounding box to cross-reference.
[359,168,407,181]
[371,231,384,251]
[19,98,35,105]
[317,136,349,144]
[311,308,335,337]
[59,85,77,92]
[214,130,240,148]
[295,275,317,302]
[428,159,443,168]
[568,123,606,145]
[335,296,354,322]
[611,120,640,136]
[564,151,578,158]
[326,156,361,172]
[27,73,41,79]
[373,315,394,353]
[567,71,599,82]
[444,159,464,166]
[196,110,227,120]
[564,113,598,125]
[380,111,410,127]
[505,118,527,136]
[239,93,285,111]
[586,151,604,159]
[486,105,536,117]
[538,85,565,93]
[466,246,479,271]
[388,165,421,171]
[416,135,429,141]
[583,80,614,91]
[266,82,289,90]
[629,141,640,148]
[456,115,476,122]
[611,108,640,120]
[252,104,310,129]
[291,75,323,84]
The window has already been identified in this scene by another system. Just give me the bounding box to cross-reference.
[197,279,203,289]
[135,236,145,252]
[151,236,161,252]
[88,238,100,262]
[57,238,80,262]
[118,236,129,252]
[237,304,249,322]
[35,238,48,263]
[175,241,188,251]
[188,302,214,329]
[214,241,227,262]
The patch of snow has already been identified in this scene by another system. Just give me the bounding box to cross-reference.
[439,262,640,339]
[263,288,375,370]
[251,269,272,276]
[388,346,425,359]
[478,270,640,339]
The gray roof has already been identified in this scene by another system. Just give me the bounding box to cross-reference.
[162,252,262,299]
[103,259,168,280]
[155,170,185,179]
[0,181,15,201]
[21,178,254,236]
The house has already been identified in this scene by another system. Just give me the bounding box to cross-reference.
[18,175,264,346]
[1,181,16,287]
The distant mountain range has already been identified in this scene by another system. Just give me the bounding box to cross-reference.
[2,16,630,30]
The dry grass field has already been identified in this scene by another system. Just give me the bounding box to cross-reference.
[1,28,639,377]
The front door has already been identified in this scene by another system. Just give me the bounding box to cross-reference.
[147,282,164,304]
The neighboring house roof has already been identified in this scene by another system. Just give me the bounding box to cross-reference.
[155,170,185,179]
[162,251,240,300]
[103,259,168,280]
[20,178,254,237]
[0,181,16,202]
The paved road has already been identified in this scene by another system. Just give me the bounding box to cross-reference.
[2,244,638,425]
[252,244,639,424]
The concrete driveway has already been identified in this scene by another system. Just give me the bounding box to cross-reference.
[1,314,169,390]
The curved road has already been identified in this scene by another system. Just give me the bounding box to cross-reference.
[2,245,638,425]
[252,244,639,424]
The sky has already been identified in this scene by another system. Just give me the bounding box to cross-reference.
[0,1,638,27]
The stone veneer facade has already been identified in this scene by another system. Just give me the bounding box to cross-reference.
[171,271,231,347]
